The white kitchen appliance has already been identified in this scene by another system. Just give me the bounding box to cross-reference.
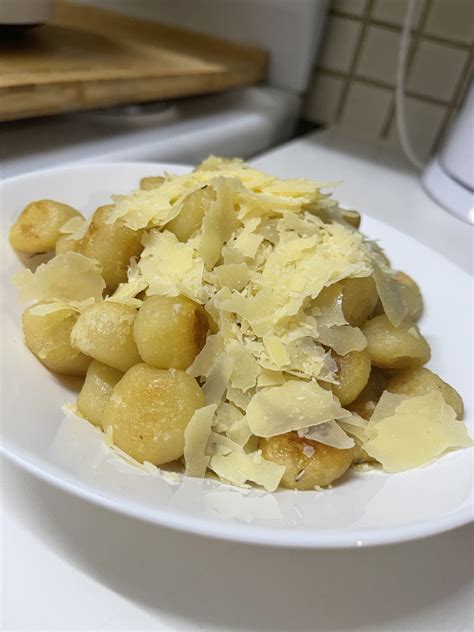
[422,82,474,225]
[1,0,328,178]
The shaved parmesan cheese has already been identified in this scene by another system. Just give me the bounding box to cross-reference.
[226,385,253,411]
[28,297,96,316]
[372,261,407,328]
[228,340,260,392]
[139,230,205,302]
[318,325,367,355]
[363,392,473,472]
[263,335,290,367]
[214,263,250,290]
[187,334,224,378]
[226,418,252,446]
[203,352,234,405]
[303,421,355,449]
[367,391,408,428]
[59,216,88,236]
[198,177,240,268]
[257,369,285,387]
[184,404,217,477]
[13,251,105,303]
[214,402,243,432]
[207,431,243,456]
[107,258,148,307]
[209,451,285,492]
[108,177,190,230]
[246,380,346,438]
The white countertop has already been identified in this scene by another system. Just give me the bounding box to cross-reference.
[2,129,473,631]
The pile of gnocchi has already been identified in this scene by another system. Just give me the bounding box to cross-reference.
[9,158,471,492]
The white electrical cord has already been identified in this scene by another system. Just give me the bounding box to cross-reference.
[395,0,425,171]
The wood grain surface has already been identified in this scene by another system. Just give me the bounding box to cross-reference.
[0,1,266,121]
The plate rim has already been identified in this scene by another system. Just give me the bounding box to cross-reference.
[1,160,473,550]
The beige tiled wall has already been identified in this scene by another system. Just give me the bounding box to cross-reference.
[304,0,473,159]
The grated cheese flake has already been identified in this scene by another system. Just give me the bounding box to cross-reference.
[184,404,217,477]
[303,420,355,449]
[317,324,367,355]
[13,251,105,303]
[203,352,234,405]
[246,380,347,437]
[197,177,240,268]
[209,451,285,492]
[228,340,260,392]
[363,391,473,472]
[139,229,205,302]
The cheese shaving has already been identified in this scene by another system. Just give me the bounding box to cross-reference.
[317,325,367,355]
[13,251,105,303]
[246,380,347,438]
[303,420,355,449]
[363,392,473,472]
[184,404,217,477]
[139,229,205,302]
[209,451,285,492]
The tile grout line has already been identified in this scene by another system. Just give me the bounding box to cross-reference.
[316,65,454,108]
[329,9,473,51]
[334,0,376,123]
[429,48,474,154]
[379,0,433,140]
[329,9,472,51]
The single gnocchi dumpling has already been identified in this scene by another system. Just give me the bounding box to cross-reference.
[9,200,83,253]
[260,432,354,490]
[140,176,165,190]
[341,276,379,327]
[102,363,205,464]
[347,367,387,420]
[77,205,143,291]
[77,360,123,427]
[362,314,431,369]
[386,367,464,419]
[331,349,371,406]
[22,305,91,376]
[394,271,423,322]
[133,295,209,370]
[71,301,141,372]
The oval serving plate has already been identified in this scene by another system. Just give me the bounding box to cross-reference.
[1,162,472,548]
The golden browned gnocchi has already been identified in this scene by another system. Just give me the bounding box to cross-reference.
[394,271,423,322]
[77,205,143,291]
[9,200,83,253]
[77,360,123,427]
[386,367,464,419]
[340,209,361,229]
[261,433,354,490]
[362,314,431,369]
[140,176,165,190]
[22,305,91,376]
[331,349,371,406]
[133,295,208,370]
[341,276,379,327]
[102,363,205,464]
[71,301,141,372]
[347,367,387,420]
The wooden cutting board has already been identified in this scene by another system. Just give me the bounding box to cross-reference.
[0,1,266,122]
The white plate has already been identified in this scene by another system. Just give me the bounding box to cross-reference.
[1,162,472,549]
